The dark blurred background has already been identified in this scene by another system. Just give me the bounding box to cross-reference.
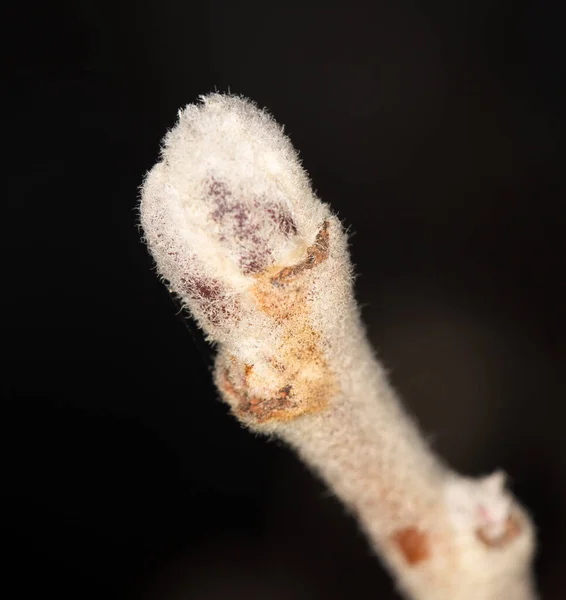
[2,1,564,598]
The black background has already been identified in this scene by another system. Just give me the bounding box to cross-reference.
[2,1,565,598]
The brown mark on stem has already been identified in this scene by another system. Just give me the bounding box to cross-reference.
[391,526,431,565]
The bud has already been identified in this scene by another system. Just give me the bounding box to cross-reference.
[140,94,330,342]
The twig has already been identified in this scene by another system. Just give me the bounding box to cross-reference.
[139,94,537,600]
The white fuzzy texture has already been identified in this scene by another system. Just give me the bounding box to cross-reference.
[140,93,537,600]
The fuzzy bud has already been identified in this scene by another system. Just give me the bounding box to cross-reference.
[141,94,330,339]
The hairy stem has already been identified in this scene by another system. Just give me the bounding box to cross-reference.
[140,93,537,599]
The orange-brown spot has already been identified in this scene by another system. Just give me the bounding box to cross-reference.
[476,513,522,548]
[391,527,430,565]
